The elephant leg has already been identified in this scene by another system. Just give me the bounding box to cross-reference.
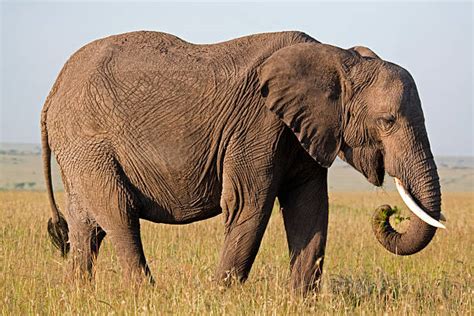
[76,162,153,284]
[216,165,278,285]
[66,193,106,280]
[279,169,328,295]
[69,223,106,280]
[102,217,152,283]
[216,200,275,285]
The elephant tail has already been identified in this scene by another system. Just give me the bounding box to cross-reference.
[41,108,69,257]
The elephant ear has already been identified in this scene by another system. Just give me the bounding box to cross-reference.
[258,43,344,168]
[349,46,380,59]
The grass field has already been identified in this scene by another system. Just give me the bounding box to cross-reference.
[1,191,472,314]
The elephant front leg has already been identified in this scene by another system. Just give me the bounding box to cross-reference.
[216,171,277,285]
[217,210,272,285]
[279,170,329,295]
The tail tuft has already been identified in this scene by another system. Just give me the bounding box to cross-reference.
[47,213,70,257]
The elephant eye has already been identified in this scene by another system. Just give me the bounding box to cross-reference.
[377,114,396,131]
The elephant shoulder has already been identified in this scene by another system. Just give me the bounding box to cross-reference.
[221,31,318,46]
[280,30,319,45]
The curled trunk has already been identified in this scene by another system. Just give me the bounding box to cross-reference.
[372,156,442,255]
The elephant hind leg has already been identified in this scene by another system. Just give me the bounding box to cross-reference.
[66,194,106,280]
[78,161,153,284]
[97,215,153,284]
[69,222,106,280]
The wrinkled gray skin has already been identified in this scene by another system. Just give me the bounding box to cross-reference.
[42,31,441,294]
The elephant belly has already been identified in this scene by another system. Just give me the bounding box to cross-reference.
[123,156,224,224]
[115,119,226,224]
[139,201,222,225]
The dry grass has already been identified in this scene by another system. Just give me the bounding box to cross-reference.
[1,191,472,314]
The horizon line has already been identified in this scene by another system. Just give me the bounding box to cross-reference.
[1,141,472,158]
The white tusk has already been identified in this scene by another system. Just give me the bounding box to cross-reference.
[394,178,446,229]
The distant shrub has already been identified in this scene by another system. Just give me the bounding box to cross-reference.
[13,182,36,190]
[14,183,26,189]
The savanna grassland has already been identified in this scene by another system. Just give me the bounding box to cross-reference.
[1,190,472,314]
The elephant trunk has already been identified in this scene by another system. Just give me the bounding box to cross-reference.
[372,149,443,255]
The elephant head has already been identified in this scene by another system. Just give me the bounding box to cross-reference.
[258,42,445,255]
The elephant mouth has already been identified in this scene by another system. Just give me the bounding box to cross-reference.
[366,150,385,186]
[375,152,385,186]
[338,144,385,187]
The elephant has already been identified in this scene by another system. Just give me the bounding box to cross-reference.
[42,31,445,294]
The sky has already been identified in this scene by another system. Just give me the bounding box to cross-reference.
[1,1,472,156]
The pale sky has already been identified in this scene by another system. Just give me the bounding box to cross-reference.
[1,1,472,156]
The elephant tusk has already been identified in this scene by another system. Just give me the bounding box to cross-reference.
[394,178,446,229]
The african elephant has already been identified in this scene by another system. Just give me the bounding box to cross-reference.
[42,31,445,294]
